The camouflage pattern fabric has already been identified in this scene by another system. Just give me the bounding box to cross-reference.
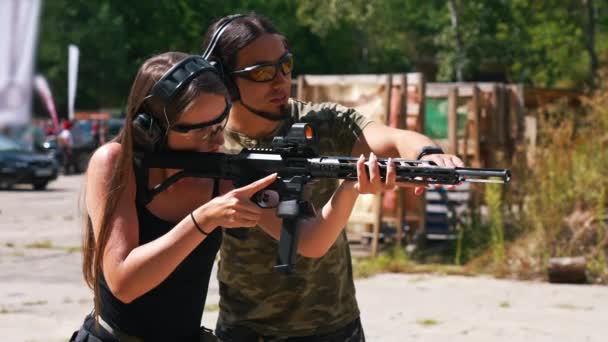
[217,99,373,337]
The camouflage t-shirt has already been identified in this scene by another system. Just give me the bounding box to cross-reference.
[217,99,373,337]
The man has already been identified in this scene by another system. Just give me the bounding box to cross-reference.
[202,13,464,341]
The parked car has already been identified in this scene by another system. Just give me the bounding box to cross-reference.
[0,133,59,190]
[1,124,48,153]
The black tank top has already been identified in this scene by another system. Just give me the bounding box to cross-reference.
[97,162,221,341]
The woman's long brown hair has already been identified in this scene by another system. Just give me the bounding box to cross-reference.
[81,52,227,319]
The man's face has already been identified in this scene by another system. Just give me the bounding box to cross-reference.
[233,33,292,117]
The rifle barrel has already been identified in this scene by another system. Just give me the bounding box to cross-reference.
[309,157,511,184]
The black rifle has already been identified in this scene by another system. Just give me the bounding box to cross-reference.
[139,123,510,274]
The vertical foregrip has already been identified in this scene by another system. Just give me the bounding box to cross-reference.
[274,217,300,274]
[274,198,302,274]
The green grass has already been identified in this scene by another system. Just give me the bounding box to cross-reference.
[353,245,473,279]
[19,241,80,253]
[555,303,593,311]
[416,318,439,326]
[353,245,410,278]
[10,250,25,257]
[22,300,47,306]
[458,88,608,283]
[25,240,54,249]
[61,245,82,253]
[0,307,21,314]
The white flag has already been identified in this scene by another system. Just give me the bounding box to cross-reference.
[68,44,80,121]
[0,0,42,127]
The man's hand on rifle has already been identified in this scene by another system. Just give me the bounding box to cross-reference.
[353,151,466,196]
[413,153,465,195]
[419,153,464,169]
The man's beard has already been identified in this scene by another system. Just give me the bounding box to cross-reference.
[240,99,289,122]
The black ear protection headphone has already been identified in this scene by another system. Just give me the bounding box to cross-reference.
[202,14,246,101]
[133,15,245,152]
[132,55,223,152]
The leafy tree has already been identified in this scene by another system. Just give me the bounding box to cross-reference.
[34,0,608,115]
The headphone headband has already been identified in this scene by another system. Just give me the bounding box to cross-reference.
[202,14,246,60]
[148,55,218,107]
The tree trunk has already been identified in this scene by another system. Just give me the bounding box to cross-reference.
[582,0,598,88]
[548,256,587,284]
[448,0,464,81]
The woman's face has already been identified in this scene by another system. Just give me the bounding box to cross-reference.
[167,93,228,152]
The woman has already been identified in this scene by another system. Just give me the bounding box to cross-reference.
[73,50,397,342]
[71,52,277,341]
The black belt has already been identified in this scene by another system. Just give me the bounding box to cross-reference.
[71,314,142,342]
[73,314,217,342]
[98,316,144,342]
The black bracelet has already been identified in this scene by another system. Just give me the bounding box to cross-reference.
[416,146,444,160]
[190,212,209,236]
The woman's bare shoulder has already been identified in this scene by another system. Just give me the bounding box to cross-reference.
[90,142,122,168]
[86,142,133,189]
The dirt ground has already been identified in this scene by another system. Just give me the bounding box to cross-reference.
[1,175,607,342]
